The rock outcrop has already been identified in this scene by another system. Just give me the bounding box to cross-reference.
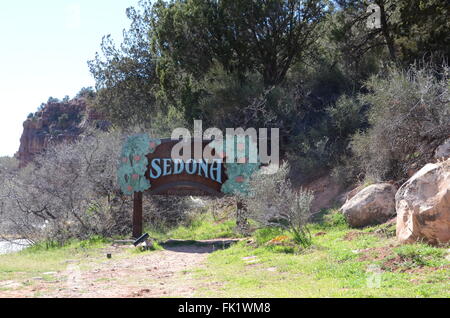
[304,175,345,213]
[396,159,450,245]
[16,99,108,167]
[341,183,397,228]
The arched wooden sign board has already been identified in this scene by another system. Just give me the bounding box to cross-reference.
[145,139,227,196]
[118,135,260,238]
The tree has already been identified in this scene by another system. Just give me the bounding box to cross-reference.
[88,2,159,128]
[153,0,329,87]
[47,97,60,104]
[76,87,96,100]
[330,0,397,67]
[394,0,450,64]
[331,0,449,67]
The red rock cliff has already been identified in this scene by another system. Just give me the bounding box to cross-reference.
[16,99,109,167]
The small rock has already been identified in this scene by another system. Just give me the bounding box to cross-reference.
[42,272,57,275]
[245,259,259,264]
[242,256,257,261]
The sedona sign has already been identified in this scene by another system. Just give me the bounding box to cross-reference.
[117,120,279,237]
[145,138,226,196]
[118,125,279,237]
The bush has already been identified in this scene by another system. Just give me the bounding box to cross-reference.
[244,163,314,247]
[0,130,128,243]
[57,113,70,129]
[351,63,450,181]
[0,129,193,244]
[0,156,19,173]
[327,95,366,140]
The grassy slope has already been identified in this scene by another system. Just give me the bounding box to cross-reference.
[193,211,450,298]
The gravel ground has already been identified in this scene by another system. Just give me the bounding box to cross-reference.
[0,243,223,298]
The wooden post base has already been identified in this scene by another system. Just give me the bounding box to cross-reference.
[132,192,143,239]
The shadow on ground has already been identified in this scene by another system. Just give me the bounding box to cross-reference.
[161,238,241,254]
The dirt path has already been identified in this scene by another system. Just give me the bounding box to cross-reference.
[1,241,231,298]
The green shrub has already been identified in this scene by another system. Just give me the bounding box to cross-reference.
[351,63,449,181]
[327,95,366,140]
[57,113,70,129]
[245,163,314,247]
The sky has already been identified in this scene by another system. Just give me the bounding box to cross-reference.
[0,0,140,157]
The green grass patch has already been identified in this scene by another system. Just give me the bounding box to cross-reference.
[254,227,286,245]
[0,236,110,282]
[310,208,348,231]
[393,244,448,268]
[26,235,110,253]
[194,209,450,298]
[146,212,240,241]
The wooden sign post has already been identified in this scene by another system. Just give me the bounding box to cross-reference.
[131,138,225,237]
[132,192,143,239]
[118,134,260,238]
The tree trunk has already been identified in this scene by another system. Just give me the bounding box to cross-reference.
[236,199,250,236]
[377,1,396,61]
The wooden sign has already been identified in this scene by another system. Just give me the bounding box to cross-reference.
[145,139,226,196]
[118,134,260,237]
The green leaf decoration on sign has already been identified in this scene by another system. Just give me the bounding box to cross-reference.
[117,134,161,195]
[221,162,260,195]
[210,134,260,195]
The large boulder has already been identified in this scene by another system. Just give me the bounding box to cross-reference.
[396,159,450,244]
[341,183,397,228]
